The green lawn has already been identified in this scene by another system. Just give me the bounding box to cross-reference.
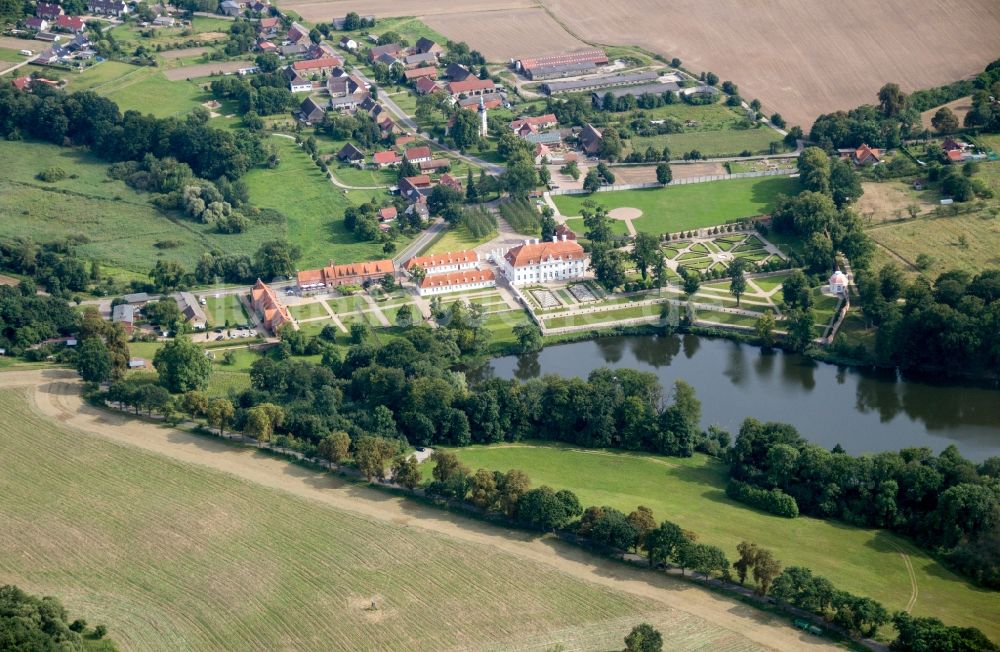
[288,301,329,321]
[426,223,496,254]
[203,294,248,328]
[245,136,408,268]
[751,273,792,294]
[542,303,664,329]
[0,140,280,276]
[554,176,799,235]
[632,128,782,158]
[427,443,1000,640]
[327,295,370,314]
[102,71,211,118]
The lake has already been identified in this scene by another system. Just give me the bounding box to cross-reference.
[478,335,1000,461]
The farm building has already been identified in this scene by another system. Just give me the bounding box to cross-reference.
[339,36,357,51]
[500,237,588,286]
[681,85,720,98]
[112,304,137,334]
[578,123,604,156]
[523,61,599,80]
[515,49,608,79]
[292,57,342,75]
[251,279,291,333]
[591,81,680,106]
[419,159,451,173]
[405,250,481,276]
[220,0,242,16]
[368,43,403,63]
[176,292,207,330]
[447,77,495,98]
[414,37,443,55]
[404,146,433,164]
[414,76,440,95]
[404,66,437,81]
[510,114,558,132]
[287,21,310,44]
[418,270,495,296]
[852,144,881,165]
[445,63,472,81]
[399,175,433,200]
[296,260,396,292]
[404,51,438,68]
[542,70,659,95]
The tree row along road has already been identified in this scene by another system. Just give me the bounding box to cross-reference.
[6,369,838,652]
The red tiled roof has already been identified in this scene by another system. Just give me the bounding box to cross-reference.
[297,260,395,286]
[373,150,400,164]
[293,56,342,71]
[405,250,479,270]
[259,16,279,28]
[504,240,586,267]
[403,174,432,186]
[404,66,436,80]
[510,114,557,130]
[404,146,432,160]
[419,269,495,290]
[447,78,494,95]
[414,77,439,94]
[251,279,291,330]
[12,76,31,91]
[378,206,397,221]
[55,15,84,29]
[946,150,964,161]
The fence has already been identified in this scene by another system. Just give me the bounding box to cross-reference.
[548,169,795,195]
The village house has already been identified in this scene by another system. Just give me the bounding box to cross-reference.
[404,66,437,82]
[258,16,280,37]
[398,174,432,200]
[852,143,881,165]
[86,0,129,16]
[176,292,207,330]
[53,15,85,32]
[500,236,588,286]
[419,158,450,173]
[25,17,49,31]
[414,37,442,55]
[296,259,396,292]
[368,43,403,64]
[373,149,401,168]
[292,57,342,76]
[296,96,326,124]
[378,206,397,224]
[36,2,63,19]
[152,15,175,27]
[307,42,339,60]
[287,74,312,92]
[413,76,440,95]
[11,76,32,91]
[447,77,494,98]
[338,36,357,51]
[287,21,310,43]
[112,304,138,334]
[327,73,369,110]
[405,250,481,276]
[404,146,433,164]
[578,123,604,156]
[458,93,502,110]
[337,142,365,163]
[439,173,462,192]
[251,279,292,333]
[445,63,472,81]
[280,42,308,57]
[510,114,558,132]
[257,40,277,53]
[404,51,438,68]
[418,269,496,296]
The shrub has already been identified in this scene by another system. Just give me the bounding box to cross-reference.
[726,480,799,518]
[36,166,68,182]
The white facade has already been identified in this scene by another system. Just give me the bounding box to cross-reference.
[829,270,849,295]
[500,237,588,287]
[406,251,480,276]
[417,275,495,296]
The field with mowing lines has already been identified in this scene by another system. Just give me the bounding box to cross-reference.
[429,443,1000,640]
[204,294,248,328]
[554,176,799,234]
[0,372,826,651]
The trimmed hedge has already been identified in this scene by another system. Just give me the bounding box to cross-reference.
[726,480,799,518]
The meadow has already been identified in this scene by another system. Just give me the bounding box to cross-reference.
[553,176,799,233]
[244,136,408,268]
[631,128,783,158]
[428,443,1000,640]
[0,386,777,652]
[0,140,280,276]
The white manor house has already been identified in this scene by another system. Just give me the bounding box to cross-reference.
[498,236,588,286]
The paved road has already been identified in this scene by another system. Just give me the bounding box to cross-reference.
[351,67,419,131]
[2,54,39,75]
[393,219,446,265]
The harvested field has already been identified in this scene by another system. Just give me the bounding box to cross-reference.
[538,0,1000,127]
[0,369,840,652]
[671,161,727,179]
[920,95,974,130]
[283,0,532,24]
[854,181,937,224]
[0,36,33,50]
[159,46,211,60]
[423,7,586,61]
[163,59,255,80]
[608,165,660,184]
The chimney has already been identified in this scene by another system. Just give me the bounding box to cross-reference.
[533,238,540,245]
[523,239,530,246]
[551,235,558,242]
[561,234,567,241]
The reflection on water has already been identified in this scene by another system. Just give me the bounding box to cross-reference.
[480,335,1000,461]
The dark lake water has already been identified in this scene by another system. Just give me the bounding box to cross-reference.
[478,335,1000,461]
